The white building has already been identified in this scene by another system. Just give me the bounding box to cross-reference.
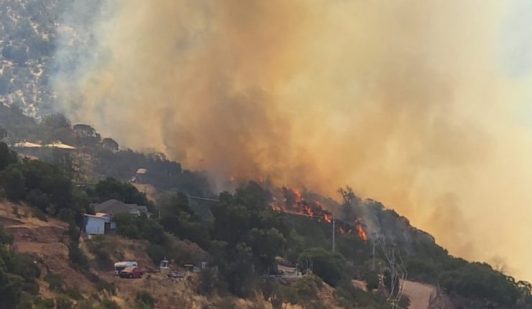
[83,213,116,235]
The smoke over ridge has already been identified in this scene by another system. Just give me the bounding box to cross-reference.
[53,0,532,280]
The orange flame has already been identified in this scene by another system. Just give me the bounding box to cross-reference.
[303,205,314,217]
[356,223,368,242]
[293,189,303,203]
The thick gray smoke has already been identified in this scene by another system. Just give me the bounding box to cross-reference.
[53,0,532,280]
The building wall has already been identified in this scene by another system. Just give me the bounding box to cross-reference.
[85,216,110,235]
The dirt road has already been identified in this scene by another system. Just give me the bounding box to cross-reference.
[401,280,435,309]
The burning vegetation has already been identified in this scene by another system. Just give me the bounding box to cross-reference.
[272,187,369,242]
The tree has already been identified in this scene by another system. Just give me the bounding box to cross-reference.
[338,186,360,221]
[101,138,119,152]
[73,124,101,146]
[0,166,26,201]
[248,227,286,273]
[93,178,149,206]
[0,127,7,140]
[0,142,17,171]
[0,270,23,308]
[42,114,71,130]
[298,248,347,286]
[208,183,289,296]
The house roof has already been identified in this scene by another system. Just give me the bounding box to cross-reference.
[136,168,148,174]
[92,199,149,216]
[83,212,111,219]
[43,142,77,150]
[14,141,42,148]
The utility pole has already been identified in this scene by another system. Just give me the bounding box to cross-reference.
[372,237,376,270]
[332,218,336,253]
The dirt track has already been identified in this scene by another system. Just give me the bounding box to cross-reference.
[401,280,435,309]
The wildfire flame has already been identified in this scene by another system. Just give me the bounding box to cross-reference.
[356,222,368,242]
[274,187,369,241]
[292,189,303,203]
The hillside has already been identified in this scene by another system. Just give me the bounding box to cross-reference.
[0,74,528,308]
[0,202,292,308]
[0,1,531,308]
[0,0,66,115]
[0,138,529,308]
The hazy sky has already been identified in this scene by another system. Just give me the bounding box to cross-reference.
[54,0,532,280]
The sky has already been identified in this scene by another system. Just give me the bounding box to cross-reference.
[53,0,532,281]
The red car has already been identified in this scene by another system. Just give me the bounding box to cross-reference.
[119,266,144,279]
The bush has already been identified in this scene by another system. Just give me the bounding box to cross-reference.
[333,279,389,309]
[0,270,24,307]
[32,208,48,222]
[146,244,166,264]
[55,295,73,309]
[64,286,83,300]
[0,225,14,245]
[99,298,120,309]
[9,253,41,281]
[281,275,326,308]
[0,166,26,201]
[95,279,116,295]
[44,273,64,292]
[298,248,347,286]
[361,270,379,291]
[0,142,17,170]
[86,236,123,269]
[68,242,89,271]
[32,297,55,309]
[197,268,224,295]
[135,291,156,309]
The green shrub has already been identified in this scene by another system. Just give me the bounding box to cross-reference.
[197,267,224,295]
[99,298,120,309]
[86,236,123,269]
[95,279,116,295]
[333,279,389,309]
[55,295,73,309]
[44,273,64,292]
[9,253,41,281]
[32,208,48,222]
[68,242,89,270]
[361,270,379,290]
[0,166,26,201]
[298,248,347,286]
[146,244,166,264]
[64,286,83,300]
[0,225,14,245]
[0,270,24,307]
[135,291,156,309]
[33,297,55,309]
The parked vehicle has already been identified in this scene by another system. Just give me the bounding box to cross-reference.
[119,266,144,279]
[167,271,185,280]
[114,261,138,275]
[184,263,201,273]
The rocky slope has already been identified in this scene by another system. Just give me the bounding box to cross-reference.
[0,0,67,115]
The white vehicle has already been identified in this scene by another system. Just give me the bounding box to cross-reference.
[114,261,138,275]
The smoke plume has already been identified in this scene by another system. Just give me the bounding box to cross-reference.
[53,0,532,280]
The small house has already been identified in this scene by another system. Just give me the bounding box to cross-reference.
[131,168,148,183]
[83,213,115,235]
[83,199,150,236]
[92,199,150,217]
